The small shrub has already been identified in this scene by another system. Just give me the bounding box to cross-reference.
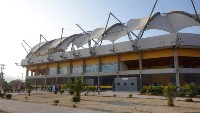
[146,86,154,95]
[153,86,164,96]
[140,88,147,95]
[68,90,74,95]
[178,91,186,97]
[60,90,64,94]
[128,94,132,98]
[185,83,199,102]
[163,83,177,106]
[53,100,59,105]
[6,94,12,99]
[185,98,193,102]
[113,94,116,97]
[72,96,80,103]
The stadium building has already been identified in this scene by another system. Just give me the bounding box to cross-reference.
[21,10,200,91]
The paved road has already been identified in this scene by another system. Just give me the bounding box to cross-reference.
[0,99,104,113]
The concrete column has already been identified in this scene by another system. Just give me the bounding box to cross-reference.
[36,65,39,76]
[83,59,86,73]
[173,47,180,91]
[117,54,120,78]
[97,56,102,94]
[26,68,29,77]
[46,64,49,75]
[138,51,143,89]
[70,60,72,74]
[31,71,33,76]
[57,62,60,74]
[117,54,120,72]
[82,59,85,82]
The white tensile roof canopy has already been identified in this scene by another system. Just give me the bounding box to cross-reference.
[26,11,200,58]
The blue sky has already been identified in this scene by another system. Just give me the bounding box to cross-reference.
[0,0,199,81]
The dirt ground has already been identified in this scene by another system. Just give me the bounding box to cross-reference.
[11,91,200,113]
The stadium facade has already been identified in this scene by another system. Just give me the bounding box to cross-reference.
[21,11,200,91]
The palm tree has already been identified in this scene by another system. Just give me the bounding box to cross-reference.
[185,83,199,102]
[163,83,177,106]
[25,82,32,96]
[66,77,87,97]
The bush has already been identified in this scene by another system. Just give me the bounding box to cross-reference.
[53,100,59,105]
[68,90,74,95]
[128,94,132,98]
[72,96,80,103]
[60,90,64,94]
[144,86,164,96]
[153,86,164,96]
[5,94,12,99]
[140,88,147,95]
[185,83,199,102]
[146,86,154,95]
[178,90,186,97]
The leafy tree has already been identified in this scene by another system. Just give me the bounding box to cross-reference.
[185,83,199,102]
[65,77,87,97]
[25,82,32,96]
[163,83,177,106]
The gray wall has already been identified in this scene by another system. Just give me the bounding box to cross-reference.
[114,77,137,91]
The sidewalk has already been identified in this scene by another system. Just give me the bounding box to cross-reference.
[0,99,104,113]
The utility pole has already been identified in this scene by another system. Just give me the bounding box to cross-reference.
[0,64,6,90]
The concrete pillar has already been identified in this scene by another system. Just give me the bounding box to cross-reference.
[138,51,143,89]
[46,64,49,75]
[117,54,120,78]
[70,60,72,74]
[36,65,39,76]
[26,68,29,77]
[173,47,180,91]
[31,71,33,76]
[57,62,60,74]
[82,59,85,82]
[97,56,102,94]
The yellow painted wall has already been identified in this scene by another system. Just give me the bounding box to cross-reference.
[101,55,117,63]
[48,63,57,68]
[120,53,138,61]
[59,62,69,67]
[142,49,173,59]
[39,64,46,69]
[177,48,200,57]
[28,65,37,71]
[72,59,83,66]
[85,58,99,65]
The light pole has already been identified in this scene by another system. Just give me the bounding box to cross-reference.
[15,63,25,83]
[21,73,24,82]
